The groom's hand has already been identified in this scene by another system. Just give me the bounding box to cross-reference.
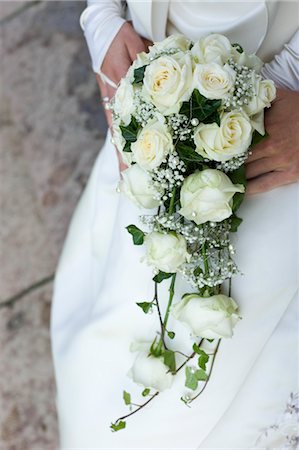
[246,88,299,195]
[96,22,152,172]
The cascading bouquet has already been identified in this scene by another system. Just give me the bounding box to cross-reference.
[109,34,276,431]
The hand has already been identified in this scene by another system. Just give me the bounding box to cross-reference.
[246,88,299,195]
[96,22,152,172]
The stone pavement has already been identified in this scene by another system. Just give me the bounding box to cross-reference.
[0,2,107,448]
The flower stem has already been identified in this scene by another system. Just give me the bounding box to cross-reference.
[161,274,176,342]
[168,186,177,215]
[113,392,160,423]
[154,282,168,349]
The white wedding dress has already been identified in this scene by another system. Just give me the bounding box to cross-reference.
[51,2,299,448]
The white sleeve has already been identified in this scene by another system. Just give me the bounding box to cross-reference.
[261,30,299,91]
[80,1,126,74]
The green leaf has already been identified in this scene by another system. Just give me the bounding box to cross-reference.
[197,352,209,371]
[142,388,151,397]
[230,214,243,232]
[250,129,269,148]
[185,366,199,391]
[153,271,173,283]
[180,89,222,122]
[192,343,202,354]
[163,350,176,373]
[136,301,153,314]
[227,165,247,213]
[202,109,221,126]
[193,266,203,277]
[123,141,132,153]
[120,117,140,152]
[110,421,126,432]
[126,224,145,245]
[232,192,245,213]
[167,331,175,340]
[123,390,131,405]
[232,43,244,54]
[195,368,208,381]
[176,142,205,164]
[133,65,147,84]
[149,336,163,357]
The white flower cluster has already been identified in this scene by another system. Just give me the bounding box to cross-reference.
[110,34,276,427]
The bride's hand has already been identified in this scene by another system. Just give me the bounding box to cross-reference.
[246,88,299,195]
[96,22,152,172]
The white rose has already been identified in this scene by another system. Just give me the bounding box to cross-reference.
[179,169,245,225]
[149,35,191,55]
[119,164,162,209]
[232,47,263,72]
[193,63,236,100]
[128,351,173,391]
[145,231,189,273]
[194,110,253,161]
[114,77,135,125]
[244,78,276,116]
[191,34,232,64]
[172,293,240,339]
[142,53,193,115]
[131,116,173,170]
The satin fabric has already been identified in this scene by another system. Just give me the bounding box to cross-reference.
[52,2,299,448]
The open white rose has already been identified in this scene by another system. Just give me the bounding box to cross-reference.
[194,110,253,162]
[149,34,191,55]
[244,78,276,117]
[128,351,173,391]
[179,169,245,225]
[145,231,189,273]
[191,34,232,65]
[172,293,240,339]
[232,47,263,72]
[131,117,173,170]
[193,62,236,100]
[113,77,135,126]
[142,53,193,115]
[119,165,162,209]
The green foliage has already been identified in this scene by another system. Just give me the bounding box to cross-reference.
[110,421,126,432]
[180,89,221,122]
[123,390,131,405]
[227,165,247,213]
[167,331,175,340]
[126,224,145,245]
[163,350,176,373]
[142,388,151,397]
[230,214,243,232]
[192,344,209,370]
[120,117,139,152]
[193,266,203,277]
[136,301,153,314]
[153,271,173,283]
[149,337,163,357]
[232,43,244,54]
[176,141,205,164]
[133,65,147,84]
[185,366,208,391]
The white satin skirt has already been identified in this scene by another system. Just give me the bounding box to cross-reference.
[51,131,298,449]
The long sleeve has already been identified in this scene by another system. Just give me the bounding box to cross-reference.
[261,30,299,91]
[80,1,126,73]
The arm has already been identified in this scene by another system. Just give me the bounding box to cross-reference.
[246,30,299,195]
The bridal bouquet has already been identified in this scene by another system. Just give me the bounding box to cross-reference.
[109,34,276,431]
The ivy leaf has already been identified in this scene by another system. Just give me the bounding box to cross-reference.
[180,89,221,122]
[126,224,145,245]
[163,350,176,373]
[192,343,202,354]
[110,421,126,432]
[196,368,208,381]
[250,129,269,148]
[230,214,243,232]
[133,65,147,84]
[123,390,131,405]
[120,117,140,152]
[232,43,244,54]
[197,351,209,371]
[176,142,205,164]
[185,366,199,391]
[153,271,173,283]
[167,331,175,340]
[136,301,152,314]
[228,165,247,213]
[142,388,151,397]
[202,109,221,126]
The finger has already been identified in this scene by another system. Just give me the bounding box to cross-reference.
[246,157,282,180]
[142,37,154,50]
[246,171,293,195]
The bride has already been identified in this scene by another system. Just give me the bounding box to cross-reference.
[51,1,299,448]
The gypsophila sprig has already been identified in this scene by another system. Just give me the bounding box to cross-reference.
[110,33,276,431]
